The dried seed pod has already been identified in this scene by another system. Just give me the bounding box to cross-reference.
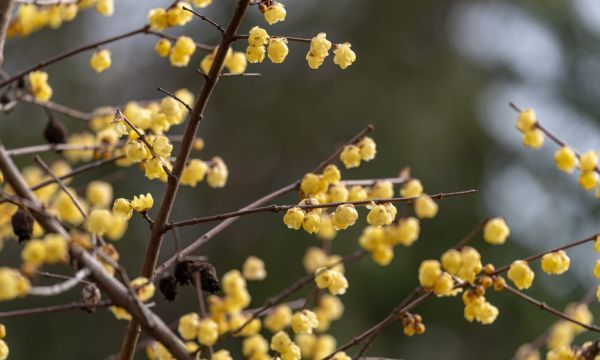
[174,260,193,286]
[194,262,220,294]
[11,207,34,243]
[158,275,178,302]
[81,283,101,313]
[43,112,67,146]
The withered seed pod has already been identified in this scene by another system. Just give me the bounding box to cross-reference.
[11,207,34,243]
[158,275,178,302]
[195,262,220,294]
[81,283,101,313]
[174,260,193,286]
[43,112,68,146]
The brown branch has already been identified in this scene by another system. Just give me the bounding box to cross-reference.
[6,143,110,157]
[18,94,94,121]
[166,189,478,230]
[0,300,113,319]
[193,272,214,357]
[120,1,253,358]
[0,26,150,89]
[503,284,600,333]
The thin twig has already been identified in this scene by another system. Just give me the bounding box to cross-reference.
[157,87,192,112]
[18,93,94,121]
[0,300,113,319]
[29,269,91,296]
[166,189,478,231]
[453,218,490,250]
[193,272,214,357]
[503,284,600,333]
[184,7,225,33]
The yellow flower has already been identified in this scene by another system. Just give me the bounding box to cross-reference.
[267,37,288,63]
[366,203,393,226]
[206,157,228,188]
[333,43,356,69]
[90,49,111,73]
[302,212,321,234]
[95,0,114,16]
[554,147,577,173]
[546,346,575,360]
[322,164,341,184]
[578,170,598,191]
[565,303,593,334]
[414,194,438,219]
[541,251,570,275]
[291,310,319,334]
[166,2,193,27]
[348,185,368,201]
[580,150,598,171]
[246,45,266,63]
[516,108,536,132]
[457,246,482,283]
[125,140,148,162]
[433,272,455,297]
[193,0,213,8]
[86,181,113,209]
[0,268,30,301]
[178,313,200,340]
[283,207,305,230]
[358,136,376,161]
[243,256,267,281]
[264,305,292,332]
[131,193,154,212]
[113,198,133,220]
[131,277,155,301]
[306,52,325,70]
[28,70,52,102]
[148,7,168,30]
[315,269,348,295]
[263,2,286,25]
[110,306,131,321]
[310,33,331,58]
[144,157,167,180]
[152,135,173,158]
[44,234,68,264]
[54,190,85,225]
[242,334,268,357]
[595,235,600,253]
[386,217,420,246]
[22,239,46,265]
[369,180,394,199]
[441,249,462,275]
[225,51,247,74]
[418,260,441,289]
[332,204,358,230]
[181,159,208,187]
[507,260,535,290]
[86,209,113,235]
[155,38,171,57]
[300,173,328,196]
[0,339,8,360]
[197,318,219,346]
[340,145,361,168]
[400,179,423,198]
[248,26,269,46]
[212,349,233,360]
[483,217,510,245]
[522,129,544,149]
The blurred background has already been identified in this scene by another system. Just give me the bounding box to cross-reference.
[2,0,600,358]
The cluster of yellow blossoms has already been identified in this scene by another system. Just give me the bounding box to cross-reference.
[516,108,600,194]
[339,136,376,168]
[148,2,195,31]
[90,49,112,73]
[8,0,114,38]
[245,26,355,69]
[28,70,52,102]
